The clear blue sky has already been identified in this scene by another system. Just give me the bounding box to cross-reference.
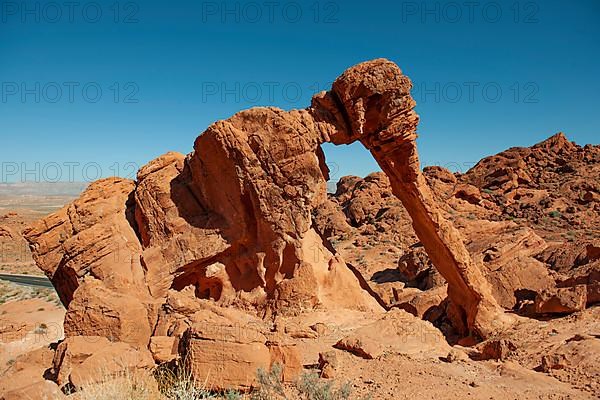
[1,0,598,183]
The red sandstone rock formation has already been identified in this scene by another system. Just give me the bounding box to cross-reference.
[24,59,518,390]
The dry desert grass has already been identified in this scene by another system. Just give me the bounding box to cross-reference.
[69,363,357,400]
[0,280,60,306]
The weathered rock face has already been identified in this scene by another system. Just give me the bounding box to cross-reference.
[24,58,516,389]
[24,178,147,306]
[181,322,271,391]
[63,277,153,347]
[52,336,155,388]
[461,220,555,310]
[0,212,37,275]
[0,347,62,400]
[154,288,302,391]
[184,107,381,313]
[133,151,231,300]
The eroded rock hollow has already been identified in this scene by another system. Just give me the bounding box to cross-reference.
[25,60,510,369]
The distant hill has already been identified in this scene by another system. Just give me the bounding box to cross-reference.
[0,182,88,197]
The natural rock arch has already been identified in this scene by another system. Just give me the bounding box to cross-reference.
[26,59,511,342]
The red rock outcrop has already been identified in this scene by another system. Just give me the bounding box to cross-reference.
[23,59,521,390]
[0,212,46,275]
[0,347,63,400]
[462,132,600,236]
[534,285,588,315]
[461,220,555,310]
[24,178,147,306]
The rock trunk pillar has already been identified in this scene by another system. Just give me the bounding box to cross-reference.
[364,136,505,338]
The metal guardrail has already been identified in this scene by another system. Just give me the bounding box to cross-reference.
[0,273,54,288]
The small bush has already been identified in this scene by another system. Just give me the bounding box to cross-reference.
[250,365,357,400]
[34,323,48,335]
[224,390,243,400]
[296,372,352,400]
[155,360,219,400]
[72,360,243,400]
[252,363,285,400]
[74,369,161,400]
[549,210,562,218]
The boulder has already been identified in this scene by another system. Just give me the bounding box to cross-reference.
[267,343,303,383]
[534,285,587,315]
[63,278,153,348]
[149,336,179,364]
[52,336,154,388]
[462,220,554,309]
[556,260,600,306]
[0,380,64,400]
[0,347,57,398]
[476,339,517,361]
[156,303,299,392]
[453,184,483,205]
[394,285,447,319]
[318,351,339,379]
[334,309,450,360]
[181,323,271,391]
[398,244,433,282]
[397,244,444,290]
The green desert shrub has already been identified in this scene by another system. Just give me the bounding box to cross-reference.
[549,210,562,218]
